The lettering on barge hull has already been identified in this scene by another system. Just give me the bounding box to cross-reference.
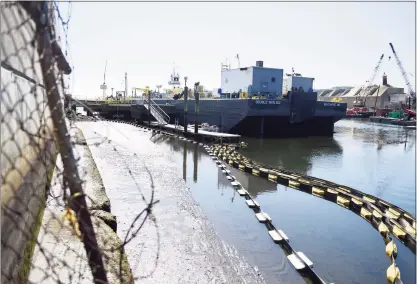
[249,100,283,109]
[323,102,341,107]
[254,100,282,105]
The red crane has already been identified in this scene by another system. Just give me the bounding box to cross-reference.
[389,43,415,110]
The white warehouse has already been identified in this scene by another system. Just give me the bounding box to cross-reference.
[318,74,409,108]
[220,61,284,98]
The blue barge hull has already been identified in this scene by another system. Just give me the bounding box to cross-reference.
[128,92,347,138]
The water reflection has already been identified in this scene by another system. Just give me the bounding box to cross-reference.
[183,141,187,181]
[217,168,229,190]
[404,130,415,153]
[170,136,182,153]
[240,137,343,174]
[213,156,277,197]
[229,167,277,197]
[161,136,281,198]
[181,141,200,183]
[149,131,415,284]
[150,132,170,144]
[350,124,410,148]
[193,143,198,183]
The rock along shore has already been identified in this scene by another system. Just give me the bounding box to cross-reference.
[29,121,133,284]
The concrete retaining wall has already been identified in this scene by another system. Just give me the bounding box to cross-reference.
[1,138,57,283]
[0,3,58,282]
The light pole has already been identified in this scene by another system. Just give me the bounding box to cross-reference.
[156,84,162,95]
[184,77,188,136]
[194,82,200,135]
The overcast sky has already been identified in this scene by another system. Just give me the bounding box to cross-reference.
[56,1,415,99]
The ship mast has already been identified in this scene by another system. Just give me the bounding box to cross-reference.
[100,60,108,99]
[124,72,128,100]
[168,64,181,91]
[221,59,230,71]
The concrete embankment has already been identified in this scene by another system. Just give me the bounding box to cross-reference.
[29,123,132,283]
[77,120,265,284]
[1,136,57,283]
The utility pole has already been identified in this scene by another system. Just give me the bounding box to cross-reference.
[124,72,128,100]
[194,82,200,135]
[184,76,188,136]
[148,88,151,126]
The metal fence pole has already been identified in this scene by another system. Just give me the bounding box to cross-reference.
[28,2,109,283]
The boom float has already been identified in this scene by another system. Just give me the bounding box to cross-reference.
[205,143,415,284]
[93,119,411,284]
[208,144,416,251]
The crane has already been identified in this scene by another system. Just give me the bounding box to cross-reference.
[389,42,416,106]
[353,54,384,107]
[136,86,150,97]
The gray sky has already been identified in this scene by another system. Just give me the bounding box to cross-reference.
[57,1,415,99]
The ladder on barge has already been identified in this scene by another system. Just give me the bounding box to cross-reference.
[143,97,170,125]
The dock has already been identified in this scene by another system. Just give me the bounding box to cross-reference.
[370,116,416,127]
[143,121,241,143]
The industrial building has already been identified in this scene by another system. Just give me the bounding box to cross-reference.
[317,74,408,109]
[220,61,315,99]
[220,61,283,99]
[283,75,315,94]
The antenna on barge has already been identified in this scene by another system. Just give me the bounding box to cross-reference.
[100,60,108,99]
[235,54,240,68]
[221,58,230,71]
[124,72,128,100]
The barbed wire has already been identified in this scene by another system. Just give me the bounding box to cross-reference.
[1,2,160,283]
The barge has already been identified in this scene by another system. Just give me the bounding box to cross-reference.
[132,61,347,138]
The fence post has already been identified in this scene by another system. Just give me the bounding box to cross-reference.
[29,2,109,283]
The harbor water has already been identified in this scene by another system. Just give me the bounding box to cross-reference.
[80,119,415,284]
[151,119,416,284]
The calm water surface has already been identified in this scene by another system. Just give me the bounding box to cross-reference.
[151,119,416,284]
[240,119,416,215]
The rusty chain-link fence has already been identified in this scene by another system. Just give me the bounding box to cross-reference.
[1,2,159,283]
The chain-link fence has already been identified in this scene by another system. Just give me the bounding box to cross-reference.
[1,2,144,283]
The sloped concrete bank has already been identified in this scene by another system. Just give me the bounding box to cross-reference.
[29,124,133,283]
[77,121,265,284]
